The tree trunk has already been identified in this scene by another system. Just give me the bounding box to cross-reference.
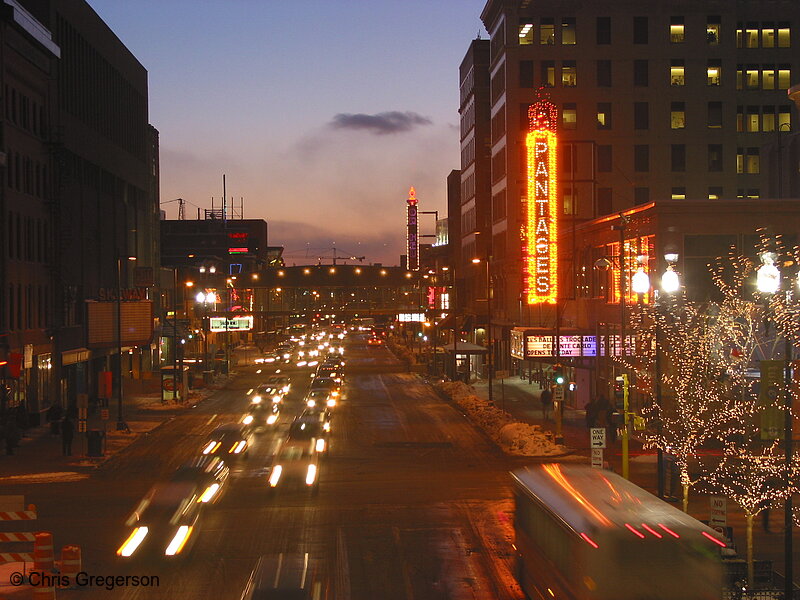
[746,513,754,588]
[682,482,689,513]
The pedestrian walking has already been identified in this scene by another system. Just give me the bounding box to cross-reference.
[61,416,74,456]
[540,387,553,421]
[47,403,63,436]
[4,419,20,455]
[585,397,598,428]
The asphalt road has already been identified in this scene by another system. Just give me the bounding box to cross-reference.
[34,337,527,599]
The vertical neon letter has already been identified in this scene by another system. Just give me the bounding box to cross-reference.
[407,187,419,271]
[524,99,558,304]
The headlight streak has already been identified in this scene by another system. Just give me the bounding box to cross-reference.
[306,464,317,485]
[164,525,193,556]
[269,465,282,487]
[117,527,148,557]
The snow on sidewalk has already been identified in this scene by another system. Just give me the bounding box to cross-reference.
[436,381,567,457]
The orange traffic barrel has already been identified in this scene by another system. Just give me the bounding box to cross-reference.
[60,545,81,588]
[32,532,55,600]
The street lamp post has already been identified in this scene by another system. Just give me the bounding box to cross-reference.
[473,257,494,406]
[757,253,793,598]
[116,254,136,430]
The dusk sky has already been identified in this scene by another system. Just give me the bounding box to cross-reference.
[89,1,488,265]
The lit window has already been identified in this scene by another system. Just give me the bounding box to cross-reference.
[707,20,720,45]
[736,66,743,90]
[708,186,723,200]
[540,19,555,45]
[746,25,759,48]
[519,21,534,45]
[562,62,577,87]
[736,106,744,132]
[778,24,790,48]
[597,103,611,129]
[778,107,791,130]
[670,62,685,86]
[562,104,577,130]
[562,18,576,45]
[563,187,575,215]
[670,102,685,129]
[745,67,759,89]
[746,107,760,132]
[707,62,721,86]
[671,187,686,200]
[762,68,776,90]
[778,67,791,90]
[736,26,743,48]
[670,18,684,43]
[747,189,760,199]
[736,148,744,174]
[762,25,775,48]
[542,61,555,87]
[746,147,760,174]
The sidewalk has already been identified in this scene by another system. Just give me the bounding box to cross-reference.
[468,375,800,587]
[0,372,234,480]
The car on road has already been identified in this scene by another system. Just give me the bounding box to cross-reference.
[251,383,284,405]
[268,438,320,492]
[116,481,202,559]
[265,375,291,394]
[298,407,332,434]
[201,423,252,458]
[243,401,280,430]
[287,417,328,454]
[304,389,336,409]
[169,456,230,505]
[239,553,328,600]
[367,336,383,346]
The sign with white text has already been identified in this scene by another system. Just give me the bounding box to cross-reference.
[590,427,606,449]
[209,316,253,332]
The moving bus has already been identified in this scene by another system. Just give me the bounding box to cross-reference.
[512,464,724,600]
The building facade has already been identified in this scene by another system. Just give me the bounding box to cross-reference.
[470,0,800,382]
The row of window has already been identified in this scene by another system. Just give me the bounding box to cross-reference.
[2,284,50,332]
[3,84,48,139]
[543,102,792,132]
[516,59,792,89]
[517,16,791,47]
[6,150,49,199]
[6,211,50,263]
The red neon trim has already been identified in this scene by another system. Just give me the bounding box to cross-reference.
[641,524,663,538]
[580,533,599,548]
[658,524,680,538]
[701,531,726,547]
[625,523,646,539]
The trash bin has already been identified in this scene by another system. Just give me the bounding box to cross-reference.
[87,430,104,457]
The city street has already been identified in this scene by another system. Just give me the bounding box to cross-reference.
[13,337,527,599]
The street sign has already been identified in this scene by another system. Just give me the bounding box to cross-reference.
[553,385,565,402]
[709,496,727,528]
[590,427,606,449]
[591,448,603,468]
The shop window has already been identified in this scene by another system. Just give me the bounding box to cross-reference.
[519,20,535,45]
[540,18,555,44]
[562,61,577,87]
[670,60,685,86]
[597,103,611,129]
[670,102,685,129]
[670,17,684,43]
[562,18,576,45]
[707,60,721,86]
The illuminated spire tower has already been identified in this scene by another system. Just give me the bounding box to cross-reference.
[406,187,419,271]
[523,96,559,305]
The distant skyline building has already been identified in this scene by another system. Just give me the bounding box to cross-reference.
[406,186,419,271]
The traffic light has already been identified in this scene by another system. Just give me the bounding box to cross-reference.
[553,365,565,386]
[614,374,629,409]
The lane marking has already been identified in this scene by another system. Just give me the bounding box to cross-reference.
[206,414,217,425]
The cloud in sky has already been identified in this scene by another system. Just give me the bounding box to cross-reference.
[329,111,432,135]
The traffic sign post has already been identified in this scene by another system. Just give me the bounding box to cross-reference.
[590,427,606,449]
[591,448,604,469]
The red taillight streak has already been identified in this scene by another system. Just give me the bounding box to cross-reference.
[701,531,726,547]
[641,524,663,538]
[625,523,646,539]
[658,524,680,538]
[580,533,599,549]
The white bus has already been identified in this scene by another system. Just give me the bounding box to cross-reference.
[512,464,724,600]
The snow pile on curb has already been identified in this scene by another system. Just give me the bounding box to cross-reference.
[436,381,566,457]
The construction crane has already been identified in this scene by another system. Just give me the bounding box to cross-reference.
[283,247,366,265]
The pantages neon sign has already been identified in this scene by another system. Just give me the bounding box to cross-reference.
[407,186,419,271]
[524,98,558,304]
